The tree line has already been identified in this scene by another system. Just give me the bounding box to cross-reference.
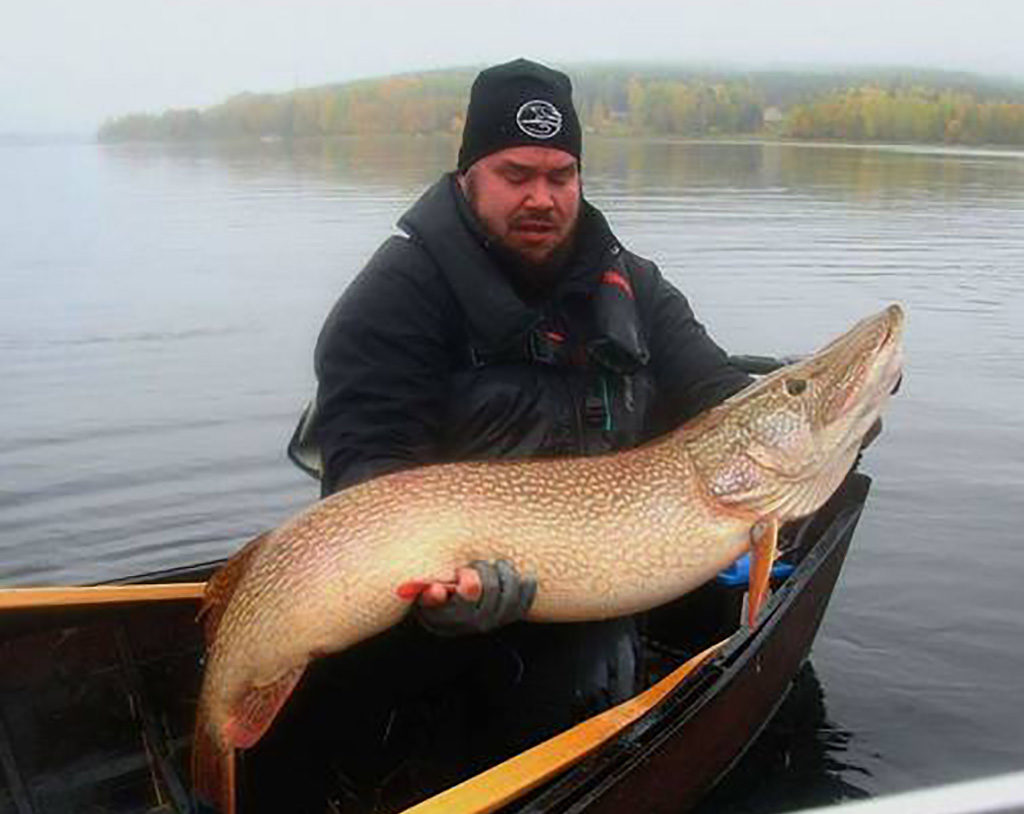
[98,67,1024,147]
[784,86,1024,145]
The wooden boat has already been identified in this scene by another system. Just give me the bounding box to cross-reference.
[0,468,870,814]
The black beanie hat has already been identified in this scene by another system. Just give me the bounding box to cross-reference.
[457,58,582,172]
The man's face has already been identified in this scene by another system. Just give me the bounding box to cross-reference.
[459,146,581,268]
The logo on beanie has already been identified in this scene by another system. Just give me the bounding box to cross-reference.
[516,100,563,139]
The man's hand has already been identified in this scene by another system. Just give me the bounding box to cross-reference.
[414,560,537,637]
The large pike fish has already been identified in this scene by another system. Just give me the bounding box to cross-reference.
[193,304,904,813]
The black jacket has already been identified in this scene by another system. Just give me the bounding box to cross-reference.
[314,174,750,495]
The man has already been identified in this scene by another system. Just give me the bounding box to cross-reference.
[260,58,751,810]
[314,56,750,608]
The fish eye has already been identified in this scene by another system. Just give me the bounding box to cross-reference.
[785,379,807,396]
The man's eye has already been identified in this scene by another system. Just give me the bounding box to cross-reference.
[503,171,529,184]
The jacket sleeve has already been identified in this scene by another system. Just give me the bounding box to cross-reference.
[313,238,456,496]
[639,261,752,436]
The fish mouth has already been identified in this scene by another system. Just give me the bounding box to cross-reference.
[880,303,904,343]
[865,303,905,402]
[836,306,903,460]
[789,304,905,511]
[872,303,905,366]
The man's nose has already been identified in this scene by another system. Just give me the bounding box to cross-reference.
[524,178,555,209]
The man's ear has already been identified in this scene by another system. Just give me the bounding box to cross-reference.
[456,170,469,195]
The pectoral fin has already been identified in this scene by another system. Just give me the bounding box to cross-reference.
[747,516,779,627]
[222,665,305,749]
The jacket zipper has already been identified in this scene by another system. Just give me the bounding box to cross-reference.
[563,372,587,454]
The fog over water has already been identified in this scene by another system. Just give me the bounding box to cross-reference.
[3,0,1024,132]
[1,136,1023,807]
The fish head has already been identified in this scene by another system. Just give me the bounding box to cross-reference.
[685,304,904,520]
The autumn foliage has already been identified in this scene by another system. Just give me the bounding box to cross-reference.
[98,67,1024,147]
[785,86,1024,145]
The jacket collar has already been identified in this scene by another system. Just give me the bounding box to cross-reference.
[398,173,624,352]
[399,174,535,351]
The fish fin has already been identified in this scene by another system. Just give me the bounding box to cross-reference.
[223,666,305,749]
[747,516,780,627]
[197,532,270,644]
[192,717,236,814]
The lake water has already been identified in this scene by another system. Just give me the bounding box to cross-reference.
[2,136,1023,809]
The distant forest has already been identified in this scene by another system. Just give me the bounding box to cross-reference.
[98,66,1024,147]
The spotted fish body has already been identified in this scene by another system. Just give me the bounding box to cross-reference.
[194,305,904,813]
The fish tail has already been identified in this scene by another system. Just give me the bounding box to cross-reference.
[192,715,236,814]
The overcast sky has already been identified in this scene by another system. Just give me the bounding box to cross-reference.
[4,0,1024,133]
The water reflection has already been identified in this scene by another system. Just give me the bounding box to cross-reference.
[99,136,1024,204]
[693,662,871,814]
[100,135,461,195]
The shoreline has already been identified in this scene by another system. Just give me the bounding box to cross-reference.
[86,132,1024,159]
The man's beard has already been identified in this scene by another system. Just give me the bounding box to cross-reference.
[463,176,578,296]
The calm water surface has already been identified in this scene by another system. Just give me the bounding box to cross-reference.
[2,136,1023,808]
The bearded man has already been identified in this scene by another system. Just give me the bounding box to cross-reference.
[260,59,751,811]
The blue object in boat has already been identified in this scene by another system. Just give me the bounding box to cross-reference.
[716,553,795,587]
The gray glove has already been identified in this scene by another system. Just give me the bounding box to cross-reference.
[416,559,537,637]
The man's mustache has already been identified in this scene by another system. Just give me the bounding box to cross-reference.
[510,213,557,228]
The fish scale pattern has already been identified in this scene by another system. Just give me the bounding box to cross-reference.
[194,304,905,813]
